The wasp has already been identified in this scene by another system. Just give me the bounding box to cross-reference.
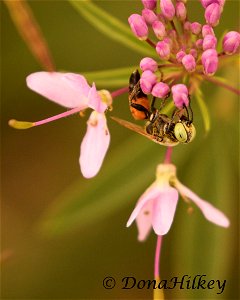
[112,70,196,147]
[129,70,150,120]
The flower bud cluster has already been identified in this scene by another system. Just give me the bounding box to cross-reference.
[128,0,239,108]
[139,57,170,98]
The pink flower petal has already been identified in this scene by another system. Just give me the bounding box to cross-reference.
[136,198,154,241]
[176,182,230,227]
[26,72,90,108]
[152,187,179,235]
[126,184,161,227]
[88,83,107,113]
[80,112,110,178]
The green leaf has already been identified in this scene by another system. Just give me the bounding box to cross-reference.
[68,0,156,57]
[83,66,137,88]
[194,89,211,133]
[38,135,163,236]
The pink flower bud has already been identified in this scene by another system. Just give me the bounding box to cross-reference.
[176,2,187,21]
[156,40,171,60]
[128,14,148,40]
[189,48,198,59]
[140,57,158,72]
[200,0,225,9]
[195,39,203,49]
[176,50,186,62]
[171,84,189,108]
[140,70,157,94]
[152,20,166,40]
[182,54,196,72]
[222,31,240,55]
[152,82,170,98]
[203,34,217,50]
[190,22,202,35]
[142,0,157,10]
[201,49,218,75]
[160,0,175,20]
[205,3,221,27]
[202,25,215,37]
[142,9,158,25]
[183,21,191,31]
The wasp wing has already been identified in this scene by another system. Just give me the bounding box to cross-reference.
[111,116,178,147]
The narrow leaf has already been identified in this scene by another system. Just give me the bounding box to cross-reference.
[68,0,156,57]
[38,135,162,236]
[4,0,55,71]
[195,89,211,133]
[83,66,137,88]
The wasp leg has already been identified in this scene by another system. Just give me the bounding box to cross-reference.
[130,103,150,119]
[150,97,156,113]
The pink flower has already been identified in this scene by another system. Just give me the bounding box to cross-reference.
[160,0,175,21]
[222,31,240,55]
[189,48,198,59]
[142,0,157,10]
[12,72,112,178]
[182,54,196,72]
[205,3,221,27]
[195,39,203,49]
[175,2,187,21]
[152,82,170,98]
[140,57,158,72]
[140,70,157,94]
[190,22,202,35]
[203,34,217,50]
[142,8,158,25]
[127,164,230,241]
[202,24,215,37]
[201,49,218,75]
[152,20,166,40]
[200,0,225,9]
[156,40,171,60]
[176,50,186,62]
[128,14,149,40]
[171,84,189,108]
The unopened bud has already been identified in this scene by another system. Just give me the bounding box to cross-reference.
[182,54,196,72]
[176,50,186,62]
[222,31,240,55]
[195,39,203,49]
[160,0,175,20]
[190,22,202,35]
[140,57,158,72]
[140,70,157,94]
[189,49,198,59]
[128,14,148,40]
[156,40,171,60]
[201,49,218,76]
[202,25,215,37]
[171,84,189,108]
[205,3,221,27]
[203,34,217,50]
[142,9,158,25]
[152,20,166,40]
[142,0,157,10]
[152,82,170,98]
[176,2,187,21]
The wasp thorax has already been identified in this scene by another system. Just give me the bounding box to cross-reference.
[174,122,196,143]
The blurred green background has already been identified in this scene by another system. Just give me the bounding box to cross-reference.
[1,1,239,299]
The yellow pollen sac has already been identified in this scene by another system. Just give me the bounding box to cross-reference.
[98,90,112,107]
[8,119,34,129]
